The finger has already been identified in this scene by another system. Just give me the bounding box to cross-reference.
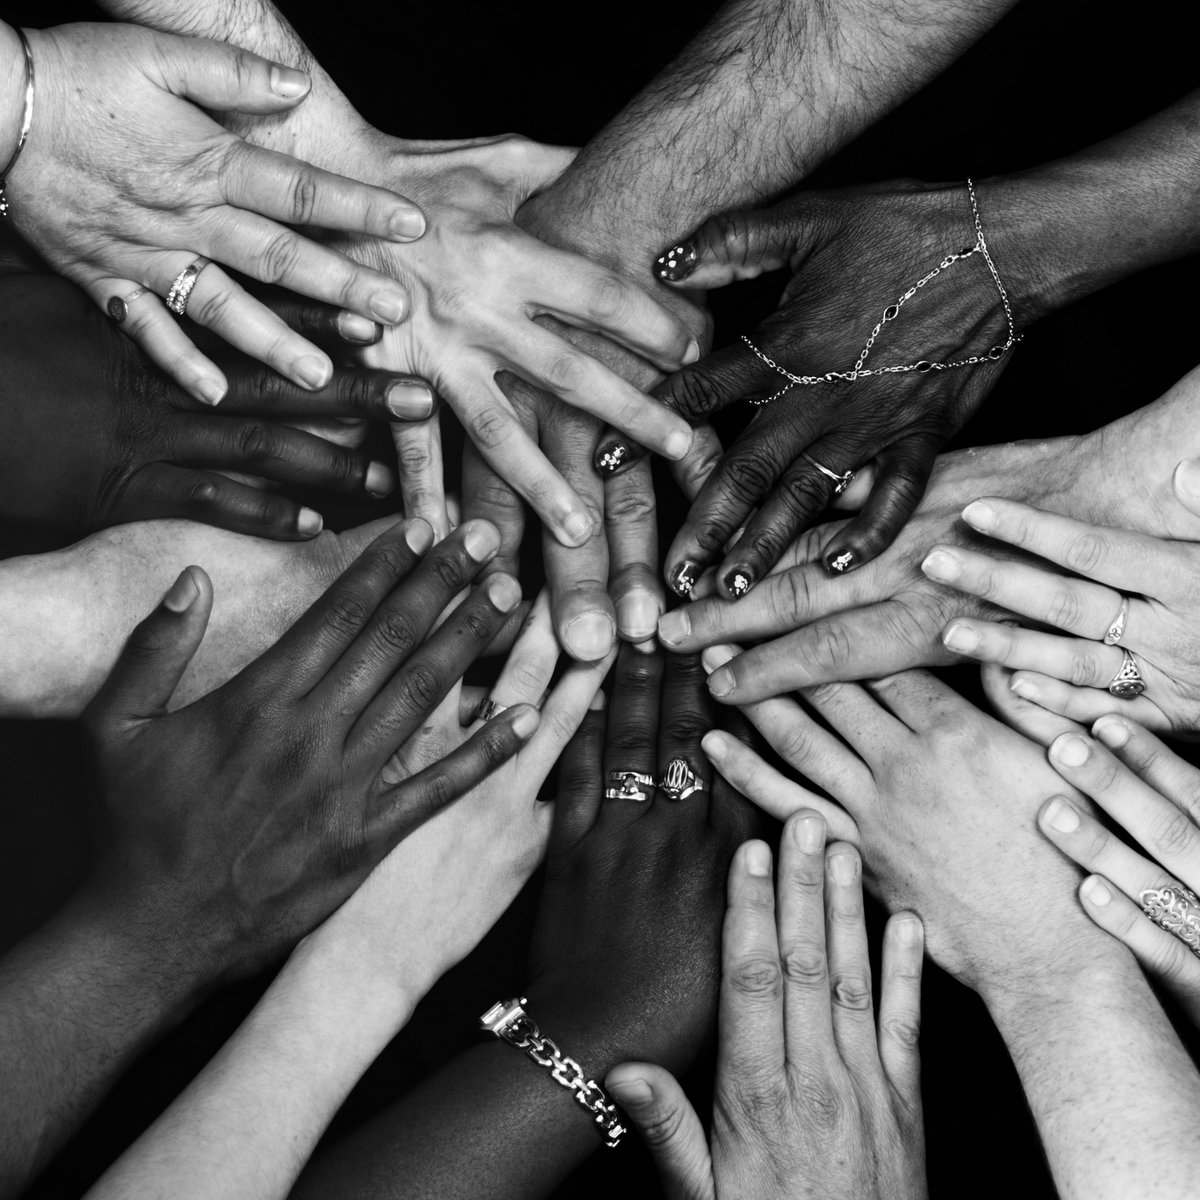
[548,706,608,854]
[862,669,976,736]
[604,1065,715,1200]
[157,36,315,114]
[655,652,714,803]
[472,591,559,715]
[1091,715,1200,824]
[220,361,435,422]
[651,339,781,424]
[605,458,664,643]
[393,416,449,537]
[520,650,618,782]
[262,292,382,348]
[878,913,925,1106]
[462,439,525,581]
[980,662,1086,747]
[1008,670,1167,734]
[668,422,726,506]
[86,566,213,726]
[603,643,664,809]
[823,844,878,1074]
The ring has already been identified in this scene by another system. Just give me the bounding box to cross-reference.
[165,256,213,317]
[801,453,855,496]
[657,757,706,801]
[1107,648,1146,699]
[1102,597,1129,646]
[604,770,655,802]
[107,287,150,324]
[476,699,508,722]
[1140,883,1200,958]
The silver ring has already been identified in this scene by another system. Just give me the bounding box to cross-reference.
[107,287,151,324]
[1141,883,1200,958]
[1107,648,1146,699]
[657,757,707,801]
[476,699,509,722]
[801,452,855,496]
[604,770,654,802]
[166,256,212,317]
[1102,597,1129,646]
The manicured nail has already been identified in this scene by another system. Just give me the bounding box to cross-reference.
[829,852,858,884]
[163,568,200,613]
[389,206,426,241]
[294,355,332,390]
[563,612,615,661]
[701,644,736,674]
[657,609,690,647]
[794,812,825,854]
[745,841,771,877]
[708,667,735,698]
[724,567,753,599]
[269,64,309,98]
[370,291,408,324]
[825,549,856,575]
[510,705,540,738]
[942,621,979,653]
[404,519,433,554]
[297,507,323,536]
[1043,795,1081,833]
[386,380,435,419]
[921,549,962,583]
[336,311,380,344]
[1052,734,1091,767]
[669,560,701,598]
[596,441,629,474]
[1010,674,1041,702]
[962,500,996,531]
[1081,875,1112,906]
[683,339,701,365]
[895,916,922,947]
[608,1076,652,1105]
[563,511,594,546]
[462,520,500,562]
[1092,716,1130,749]
[1173,458,1200,503]
[653,239,697,283]
[664,428,693,461]
[616,590,661,641]
[701,729,727,763]
[486,573,522,613]
[194,374,227,407]
[364,462,394,497]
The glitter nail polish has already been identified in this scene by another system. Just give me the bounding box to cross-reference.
[826,550,856,575]
[653,240,698,283]
[670,560,701,598]
[724,568,753,598]
[596,442,628,474]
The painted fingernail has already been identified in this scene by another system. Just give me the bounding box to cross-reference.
[921,549,962,583]
[386,380,435,419]
[608,1076,652,1105]
[163,568,200,613]
[297,507,323,537]
[596,441,629,474]
[616,590,661,641]
[510,705,540,738]
[683,339,701,365]
[657,609,690,647]
[653,239,698,283]
[664,428,693,461]
[895,916,922,947]
[794,812,825,854]
[723,567,754,599]
[294,355,332,390]
[1093,716,1130,749]
[404,519,433,554]
[942,621,980,653]
[745,841,771,877]
[486,573,523,613]
[701,644,736,673]
[1043,795,1081,833]
[563,511,594,546]
[669,560,701,598]
[194,374,227,407]
[708,667,735,699]
[370,291,407,324]
[1174,458,1200,502]
[364,462,395,497]
[336,311,380,344]
[389,206,426,241]
[962,500,996,531]
[462,521,500,562]
[829,852,858,884]
[1052,734,1091,767]
[825,549,856,575]
[1081,875,1112,906]
[701,729,727,762]
[563,612,616,661]
[269,64,309,98]
[1010,674,1041,702]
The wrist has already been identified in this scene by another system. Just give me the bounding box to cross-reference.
[0,24,28,174]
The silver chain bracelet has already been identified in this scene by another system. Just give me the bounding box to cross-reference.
[480,997,628,1148]
[741,178,1022,405]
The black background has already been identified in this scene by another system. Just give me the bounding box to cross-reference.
[3,1,1200,1196]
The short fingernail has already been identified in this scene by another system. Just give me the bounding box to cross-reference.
[404,519,433,554]
[745,841,771,877]
[608,1076,652,1105]
[336,311,380,344]
[895,916,923,947]
[365,461,394,497]
[701,644,736,673]
[462,520,500,562]
[962,500,996,531]
[793,812,825,854]
[389,205,426,241]
[682,339,701,365]
[563,612,616,660]
[829,852,859,884]
[1010,674,1041,702]
[193,374,227,407]
[657,609,690,647]
[664,428,693,461]
[616,590,661,641]
[510,705,540,738]
[588,690,607,711]
[386,380,435,420]
[1043,795,1081,833]
[921,549,962,583]
[596,441,630,474]
[563,511,594,546]
[370,291,408,324]
[269,64,309,98]
[723,567,754,599]
[1174,458,1200,502]
[1081,875,1112,906]
[1052,734,1091,767]
[701,729,727,763]
[942,622,980,653]
[294,355,332,390]
[708,666,735,699]
[669,560,701,598]
[163,568,200,614]
[297,507,323,537]
[1093,716,1130,749]
[486,573,523,613]
[825,548,856,575]
[653,239,698,283]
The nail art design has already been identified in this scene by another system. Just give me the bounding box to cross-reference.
[653,240,698,283]
[827,550,855,574]
[670,560,701,598]
[724,568,753,599]
[596,442,628,474]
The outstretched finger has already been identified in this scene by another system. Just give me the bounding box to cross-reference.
[1008,670,1167,734]
[877,913,925,1107]
[1091,715,1200,822]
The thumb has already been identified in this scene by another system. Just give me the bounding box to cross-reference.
[1172,458,1200,519]
[652,200,816,289]
[606,1064,715,1200]
[155,32,313,114]
[89,567,213,727]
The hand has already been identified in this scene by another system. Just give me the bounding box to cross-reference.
[0,273,436,540]
[6,22,426,403]
[926,484,1200,738]
[80,518,537,979]
[607,820,927,1200]
[636,180,1022,597]
[1035,714,1200,1028]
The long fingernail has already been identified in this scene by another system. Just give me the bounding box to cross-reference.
[825,549,856,575]
[664,429,693,461]
[1092,716,1130,749]
[961,500,996,531]
[364,462,394,497]
[462,521,500,562]
[163,568,200,613]
[1081,876,1112,906]
[1042,796,1081,833]
[942,621,979,653]
[723,567,754,599]
[669,560,701,598]
[616,590,661,641]
[921,549,962,583]
[269,64,309,98]
[386,380,435,419]
[653,239,697,283]
[1052,734,1091,767]
[657,609,690,647]
[194,374,227,407]
[708,667,734,698]
[701,644,736,673]
[563,612,616,660]
[486,573,522,613]
[389,206,426,241]
[563,511,594,546]
[794,812,825,854]
[1174,458,1200,503]
[336,311,380,344]
[370,291,407,324]
[745,841,771,877]
[294,355,332,390]
[297,507,323,537]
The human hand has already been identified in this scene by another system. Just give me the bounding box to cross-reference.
[5,22,427,404]
[80,518,537,979]
[607,819,927,1200]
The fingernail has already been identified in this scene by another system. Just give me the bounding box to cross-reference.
[962,500,996,531]
[895,916,922,947]
[701,644,736,673]
[942,621,980,653]
[701,729,727,763]
[563,511,594,546]
[389,206,426,241]
[462,520,500,562]
[163,568,199,613]
[596,441,629,474]
[194,374,226,407]
[336,311,380,344]
[1174,458,1200,502]
[825,549,856,575]
[588,690,607,711]
[829,852,859,884]
[708,667,734,698]
[1052,734,1091,767]
[653,239,697,283]
[616,590,661,641]
[1010,674,1041,702]
[404,519,433,554]
[669,560,701,598]
[297,507,323,537]
[657,609,690,647]
[1093,716,1130,749]
[1081,875,1112,906]
[683,339,701,365]
[510,705,540,738]
[486,573,522,613]
[794,812,824,854]
[386,380,435,420]
[921,549,962,583]
[269,64,309,98]
[745,841,771,877]
[294,355,332,390]
[723,567,754,599]
[608,1076,652,1105]
[563,612,616,660]
[370,291,408,324]
[1043,796,1081,833]
[664,428,693,462]
[365,462,394,497]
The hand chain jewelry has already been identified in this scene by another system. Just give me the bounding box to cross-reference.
[741,179,1022,405]
[0,29,35,220]
[480,997,628,1148]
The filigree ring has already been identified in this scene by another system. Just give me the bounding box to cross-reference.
[1141,883,1200,958]
[657,757,706,801]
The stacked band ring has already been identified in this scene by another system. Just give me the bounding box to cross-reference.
[475,699,508,722]
[605,771,654,802]
[166,256,212,317]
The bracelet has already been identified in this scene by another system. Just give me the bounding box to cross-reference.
[0,28,35,221]
[741,178,1022,405]
[480,996,628,1149]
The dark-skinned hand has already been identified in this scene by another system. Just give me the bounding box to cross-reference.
[79,517,538,980]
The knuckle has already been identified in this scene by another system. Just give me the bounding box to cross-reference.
[235,421,279,463]
[372,609,419,657]
[793,1073,845,1129]
[604,482,655,524]
[1062,532,1108,575]
[1150,809,1200,859]
[779,470,828,516]
[1067,646,1099,687]
[458,606,496,644]
[830,973,873,1012]
[1043,587,1084,630]
[776,569,814,623]
[396,662,443,714]
[632,1098,689,1149]
[467,405,514,451]
[721,453,776,501]
[780,946,828,989]
[882,1014,922,1049]
[322,591,371,638]
[189,286,235,328]
[258,230,303,283]
[430,553,470,592]
[728,956,784,1000]
[287,169,320,225]
[187,478,220,508]
[661,711,708,745]
[586,274,632,323]
[811,620,853,671]
[477,727,516,767]
[669,366,729,418]
[541,352,586,394]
